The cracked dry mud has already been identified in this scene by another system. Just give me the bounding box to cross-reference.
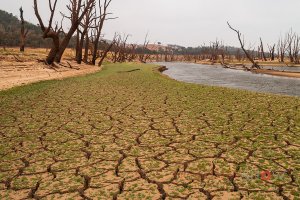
[0,63,299,200]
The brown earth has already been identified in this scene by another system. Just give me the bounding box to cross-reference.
[252,69,300,78]
[0,48,101,91]
[0,61,101,91]
[0,63,299,199]
[196,60,300,78]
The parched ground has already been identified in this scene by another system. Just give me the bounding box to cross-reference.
[0,50,100,90]
[0,63,299,200]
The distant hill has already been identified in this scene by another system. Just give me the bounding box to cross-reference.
[0,9,76,48]
[0,9,51,48]
[0,9,252,56]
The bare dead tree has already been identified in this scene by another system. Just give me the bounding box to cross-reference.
[98,34,116,66]
[97,41,114,66]
[268,44,275,61]
[19,7,29,52]
[164,50,169,62]
[56,0,96,62]
[34,0,60,64]
[111,35,121,63]
[113,34,130,62]
[127,44,137,62]
[138,33,150,63]
[91,0,115,65]
[219,44,227,64]
[209,39,220,61]
[259,38,267,61]
[286,30,295,63]
[227,22,260,69]
[292,34,300,64]
[277,35,287,63]
[285,30,300,64]
[34,0,96,64]
[76,1,96,64]
[257,46,261,60]
[109,34,127,63]
[209,39,227,65]
[119,35,130,62]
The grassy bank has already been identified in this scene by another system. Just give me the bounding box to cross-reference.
[0,63,299,199]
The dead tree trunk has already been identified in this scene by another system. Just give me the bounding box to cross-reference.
[98,38,116,66]
[227,22,260,69]
[19,7,29,52]
[209,39,220,61]
[117,34,129,62]
[75,29,86,64]
[286,31,295,63]
[55,0,96,63]
[34,0,95,64]
[268,44,275,61]
[139,33,150,63]
[277,35,286,63]
[260,38,267,61]
[91,0,114,65]
[128,44,137,62]
[76,5,95,64]
[34,0,60,64]
[293,35,300,64]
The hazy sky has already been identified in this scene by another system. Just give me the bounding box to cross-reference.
[2,0,300,47]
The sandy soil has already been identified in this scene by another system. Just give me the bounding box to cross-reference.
[0,61,101,91]
[197,60,300,67]
[195,60,300,78]
[253,69,300,78]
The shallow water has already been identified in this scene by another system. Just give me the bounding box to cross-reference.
[156,62,300,97]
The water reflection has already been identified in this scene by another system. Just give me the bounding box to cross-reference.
[156,62,300,97]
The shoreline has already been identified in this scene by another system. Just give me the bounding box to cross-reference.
[156,63,299,97]
[252,69,300,78]
[196,60,300,67]
[157,61,300,79]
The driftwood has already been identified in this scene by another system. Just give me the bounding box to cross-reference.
[157,66,168,72]
[66,61,80,70]
[220,61,229,68]
[13,55,24,62]
[37,59,59,71]
[118,69,141,73]
[220,62,251,71]
[57,62,80,70]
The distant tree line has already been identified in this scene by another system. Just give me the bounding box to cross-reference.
[1,8,299,68]
[0,10,76,49]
